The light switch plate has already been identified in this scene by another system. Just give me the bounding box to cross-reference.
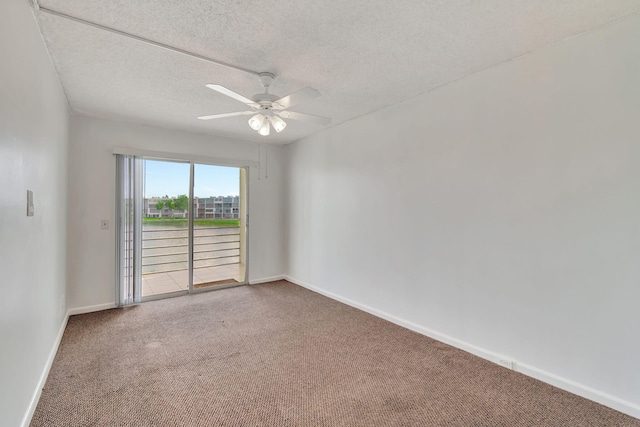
[27,190,34,217]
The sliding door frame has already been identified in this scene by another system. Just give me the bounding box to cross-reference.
[188,164,250,295]
[188,162,195,293]
[133,157,249,302]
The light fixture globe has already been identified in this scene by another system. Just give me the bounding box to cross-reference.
[248,114,265,131]
[258,120,270,136]
[269,115,287,133]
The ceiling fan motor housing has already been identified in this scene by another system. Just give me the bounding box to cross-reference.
[253,93,279,109]
[254,73,278,109]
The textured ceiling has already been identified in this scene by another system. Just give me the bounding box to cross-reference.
[35,0,640,144]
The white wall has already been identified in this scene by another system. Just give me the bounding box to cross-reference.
[286,14,640,417]
[67,116,286,310]
[0,1,70,425]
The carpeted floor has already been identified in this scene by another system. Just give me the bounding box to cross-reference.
[32,280,639,426]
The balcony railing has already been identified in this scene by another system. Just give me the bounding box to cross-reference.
[141,226,240,275]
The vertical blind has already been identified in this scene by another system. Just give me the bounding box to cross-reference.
[116,154,143,306]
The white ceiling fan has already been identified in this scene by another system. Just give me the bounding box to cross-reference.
[198,73,331,136]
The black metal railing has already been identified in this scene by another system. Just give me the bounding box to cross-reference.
[141,226,240,274]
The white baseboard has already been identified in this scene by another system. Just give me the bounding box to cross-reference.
[515,362,640,419]
[249,275,285,285]
[284,275,640,420]
[21,310,69,427]
[21,301,117,425]
[67,302,117,316]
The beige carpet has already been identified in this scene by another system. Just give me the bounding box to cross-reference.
[32,280,639,426]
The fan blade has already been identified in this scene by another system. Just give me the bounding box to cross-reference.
[272,87,320,110]
[206,84,259,108]
[279,111,331,126]
[198,111,254,120]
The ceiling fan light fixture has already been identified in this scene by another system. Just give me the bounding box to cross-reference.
[248,113,265,131]
[258,120,271,136]
[269,115,287,133]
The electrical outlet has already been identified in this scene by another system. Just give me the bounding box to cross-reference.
[496,355,516,370]
[100,219,109,230]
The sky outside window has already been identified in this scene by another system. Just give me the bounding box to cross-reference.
[144,160,239,198]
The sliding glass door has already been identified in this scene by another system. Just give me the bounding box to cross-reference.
[117,155,248,304]
[140,159,191,297]
[191,164,246,289]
